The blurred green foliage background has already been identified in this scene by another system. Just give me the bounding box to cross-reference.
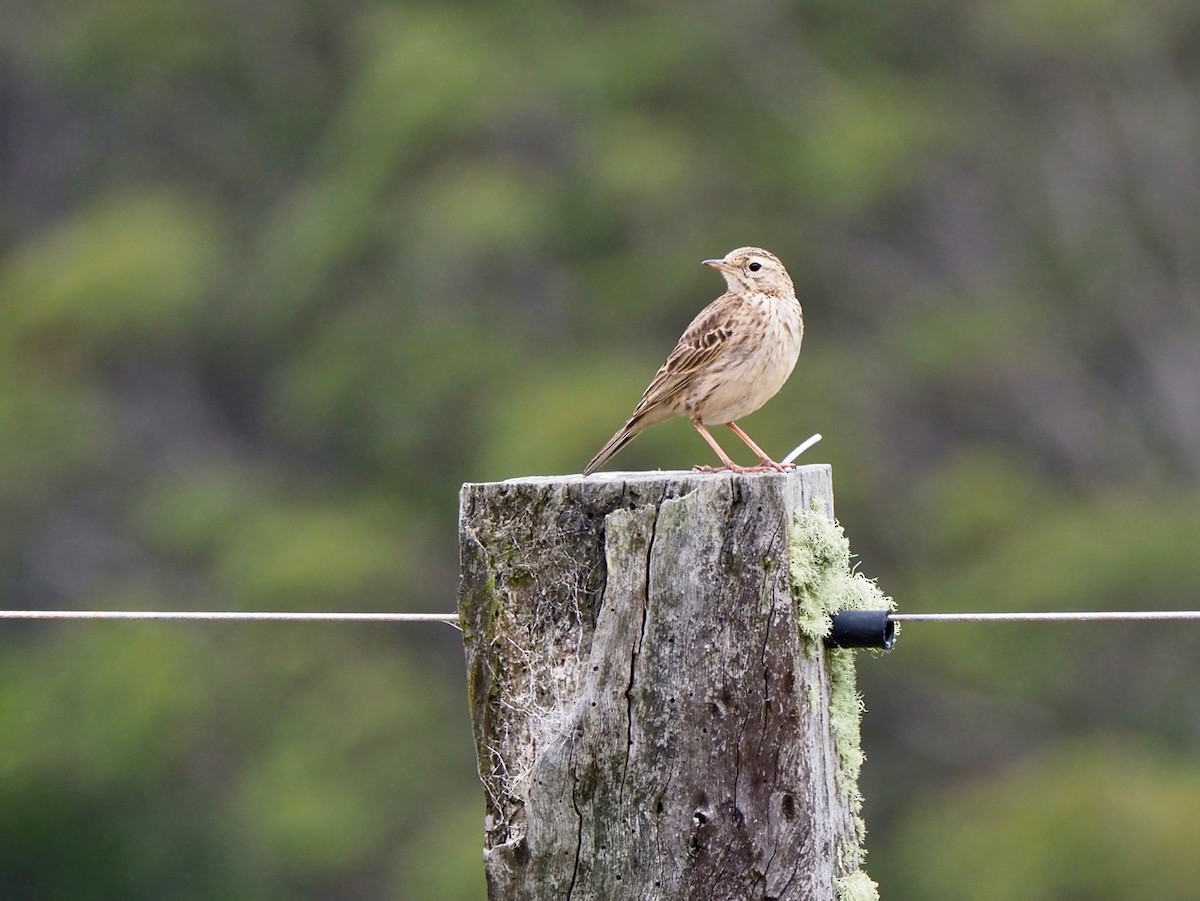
[2,0,1200,897]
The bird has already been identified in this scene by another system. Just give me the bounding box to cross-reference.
[584,246,804,476]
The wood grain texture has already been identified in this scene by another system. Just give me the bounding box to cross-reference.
[458,467,857,900]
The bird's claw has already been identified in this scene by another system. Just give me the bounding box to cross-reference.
[747,461,795,473]
[691,461,794,474]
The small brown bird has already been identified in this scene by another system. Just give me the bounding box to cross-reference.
[584,247,804,476]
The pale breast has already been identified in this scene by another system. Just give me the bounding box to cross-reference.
[685,293,804,424]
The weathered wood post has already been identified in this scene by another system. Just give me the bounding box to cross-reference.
[458,467,877,900]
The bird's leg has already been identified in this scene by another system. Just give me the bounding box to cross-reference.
[726,422,792,472]
[690,419,755,473]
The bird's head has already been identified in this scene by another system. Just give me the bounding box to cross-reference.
[703,247,794,298]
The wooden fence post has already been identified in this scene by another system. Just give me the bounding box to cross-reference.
[458,467,874,900]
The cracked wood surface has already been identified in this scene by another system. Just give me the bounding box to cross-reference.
[459,467,855,900]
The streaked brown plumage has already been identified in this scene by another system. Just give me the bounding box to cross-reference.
[584,247,804,476]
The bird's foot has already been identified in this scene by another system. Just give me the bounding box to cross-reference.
[742,461,794,473]
[758,458,796,472]
[691,460,794,474]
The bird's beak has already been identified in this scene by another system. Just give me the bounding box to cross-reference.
[703,258,732,272]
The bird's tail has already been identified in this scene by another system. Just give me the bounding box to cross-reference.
[584,422,641,476]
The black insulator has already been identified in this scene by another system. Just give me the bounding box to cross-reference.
[826,610,896,651]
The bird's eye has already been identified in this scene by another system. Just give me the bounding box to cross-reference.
[748,261,762,272]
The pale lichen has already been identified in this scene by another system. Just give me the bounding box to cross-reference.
[789,504,893,896]
[835,871,882,901]
[789,505,892,639]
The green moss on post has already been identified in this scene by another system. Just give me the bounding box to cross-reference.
[790,506,892,901]
[836,871,886,901]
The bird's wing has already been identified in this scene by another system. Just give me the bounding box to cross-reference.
[629,294,742,420]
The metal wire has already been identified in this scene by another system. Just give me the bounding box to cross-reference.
[0,610,459,623]
[888,610,1200,622]
[782,433,823,465]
